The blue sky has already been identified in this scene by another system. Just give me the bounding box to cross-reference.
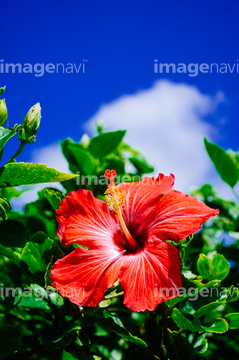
[1,0,239,195]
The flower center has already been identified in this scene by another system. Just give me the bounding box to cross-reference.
[104,170,138,251]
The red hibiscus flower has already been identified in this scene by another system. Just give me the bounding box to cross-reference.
[50,171,219,312]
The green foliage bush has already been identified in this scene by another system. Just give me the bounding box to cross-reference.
[0,87,239,360]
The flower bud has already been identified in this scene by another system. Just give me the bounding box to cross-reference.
[19,103,41,142]
[0,99,8,126]
[0,86,6,97]
[80,133,90,147]
[96,119,104,134]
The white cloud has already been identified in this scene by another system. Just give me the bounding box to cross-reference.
[31,143,69,173]
[86,80,226,194]
[12,80,237,210]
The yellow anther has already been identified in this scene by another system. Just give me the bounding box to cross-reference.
[104,170,137,251]
[104,185,125,213]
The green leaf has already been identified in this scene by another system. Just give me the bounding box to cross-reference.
[0,220,30,247]
[44,188,65,211]
[226,286,239,303]
[89,130,126,159]
[166,278,221,308]
[23,190,58,238]
[41,327,74,351]
[129,155,154,174]
[202,227,223,252]
[17,284,63,309]
[172,308,201,332]
[17,295,49,309]
[194,301,225,318]
[99,310,148,348]
[16,284,49,309]
[225,313,239,329]
[192,184,216,200]
[0,162,78,187]
[0,86,6,97]
[188,334,208,354]
[48,291,64,307]
[182,269,198,280]
[67,143,97,175]
[0,324,22,358]
[0,186,30,201]
[202,318,228,333]
[191,287,228,318]
[103,154,125,174]
[61,138,98,176]
[62,350,77,360]
[0,125,17,151]
[197,253,230,281]
[99,299,112,308]
[172,309,228,334]
[204,138,239,188]
[21,232,54,273]
[0,244,21,265]
[61,138,79,174]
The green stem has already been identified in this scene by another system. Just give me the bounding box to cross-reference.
[7,140,26,163]
[104,291,124,299]
[160,304,175,360]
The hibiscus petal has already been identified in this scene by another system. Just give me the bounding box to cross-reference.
[119,240,182,312]
[143,190,219,241]
[50,246,124,306]
[56,189,123,249]
[118,173,175,225]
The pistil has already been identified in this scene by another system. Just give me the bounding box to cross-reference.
[104,170,138,251]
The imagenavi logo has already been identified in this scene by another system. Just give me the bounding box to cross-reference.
[0,59,88,77]
[154,59,239,77]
